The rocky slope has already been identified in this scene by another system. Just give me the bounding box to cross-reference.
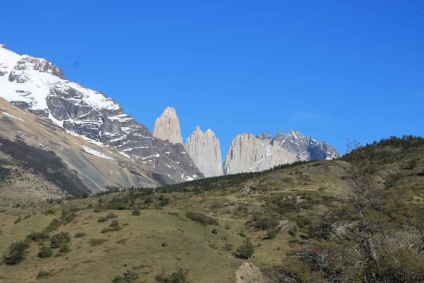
[0,97,161,202]
[185,127,223,177]
[0,45,202,187]
[153,107,183,144]
[223,130,339,174]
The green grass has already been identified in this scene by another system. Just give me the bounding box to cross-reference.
[0,139,423,282]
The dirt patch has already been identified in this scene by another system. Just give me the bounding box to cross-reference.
[236,262,264,283]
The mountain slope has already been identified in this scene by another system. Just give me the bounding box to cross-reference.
[0,45,202,186]
[0,98,162,202]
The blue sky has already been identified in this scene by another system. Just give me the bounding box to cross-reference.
[2,1,423,157]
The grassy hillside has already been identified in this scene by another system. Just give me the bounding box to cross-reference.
[0,136,423,282]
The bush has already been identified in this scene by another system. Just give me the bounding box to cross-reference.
[159,195,171,207]
[37,270,52,279]
[50,232,71,249]
[38,246,54,258]
[89,239,106,246]
[408,159,418,169]
[2,241,29,265]
[113,270,139,283]
[97,216,108,223]
[110,220,119,227]
[45,218,61,232]
[155,268,190,283]
[132,208,141,216]
[236,239,255,259]
[44,209,56,215]
[74,232,87,238]
[59,243,70,253]
[186,211,218,226]
[101,226,122,233]
[26,231,49,243]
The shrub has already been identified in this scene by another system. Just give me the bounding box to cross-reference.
[155,268,190,283]
[101,226,122,233]
[14,216,22,224]
[250,216,279,231]
[50,232,71,249]
[113,270,139,283]
[36,270,52,279]
[408,159,418,169]
[186,211,218,226]
[74,232,87,238]
[110,220,119,227]
[236,239,255,259]
[59,243,70,253]
[89,239,106,246]
[266,226,282,239]
[38,246,54,258]
[98,212,118,223]
[97,216,108,223]
[2,241,29,265]
[44,209,56,215]
[45,218,61,232]
[132,208,141,216]
[26,231,49,243]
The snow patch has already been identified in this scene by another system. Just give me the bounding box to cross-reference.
[2,111,24,122]
[81,146,115,160]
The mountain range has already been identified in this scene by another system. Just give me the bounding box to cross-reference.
[0,45,339,199]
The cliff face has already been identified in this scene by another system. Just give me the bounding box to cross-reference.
[185,127,223,177]
[153,107,183,144]
[223,131,340,175]
[223,134,297,174]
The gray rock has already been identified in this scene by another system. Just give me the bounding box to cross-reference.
[185,126,223,177]
[153,107,183,144]
[223,130,339,175]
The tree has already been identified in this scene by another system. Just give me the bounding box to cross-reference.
[236,239,255,259]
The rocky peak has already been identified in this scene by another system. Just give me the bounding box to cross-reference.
[185,126,223,177]
[153,107,183,144]
[9,56,64,83]
[0,44,6,49]
[223,130,339,175]
[258,132,272,140]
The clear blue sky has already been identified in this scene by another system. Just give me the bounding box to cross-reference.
[2,1,423,157]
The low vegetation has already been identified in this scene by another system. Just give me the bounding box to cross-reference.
[0,135,422,283]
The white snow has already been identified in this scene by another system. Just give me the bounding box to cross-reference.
[48,113,63,127]
[2,111,24,121]
[181,174,194,181]
[141,153,160,160]
[117,151,133,160]
[81,146,115,160]
[108,114,133,123]
[109,135,127,142]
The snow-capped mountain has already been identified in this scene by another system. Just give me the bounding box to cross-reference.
[0,44,202,185]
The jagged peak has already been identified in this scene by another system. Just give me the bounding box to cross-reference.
[162,106,178,116]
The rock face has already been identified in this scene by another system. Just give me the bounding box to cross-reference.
[0,46,202,186]
[223,130,339,175]
[153,107,183,144]
[185,127,223,177]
